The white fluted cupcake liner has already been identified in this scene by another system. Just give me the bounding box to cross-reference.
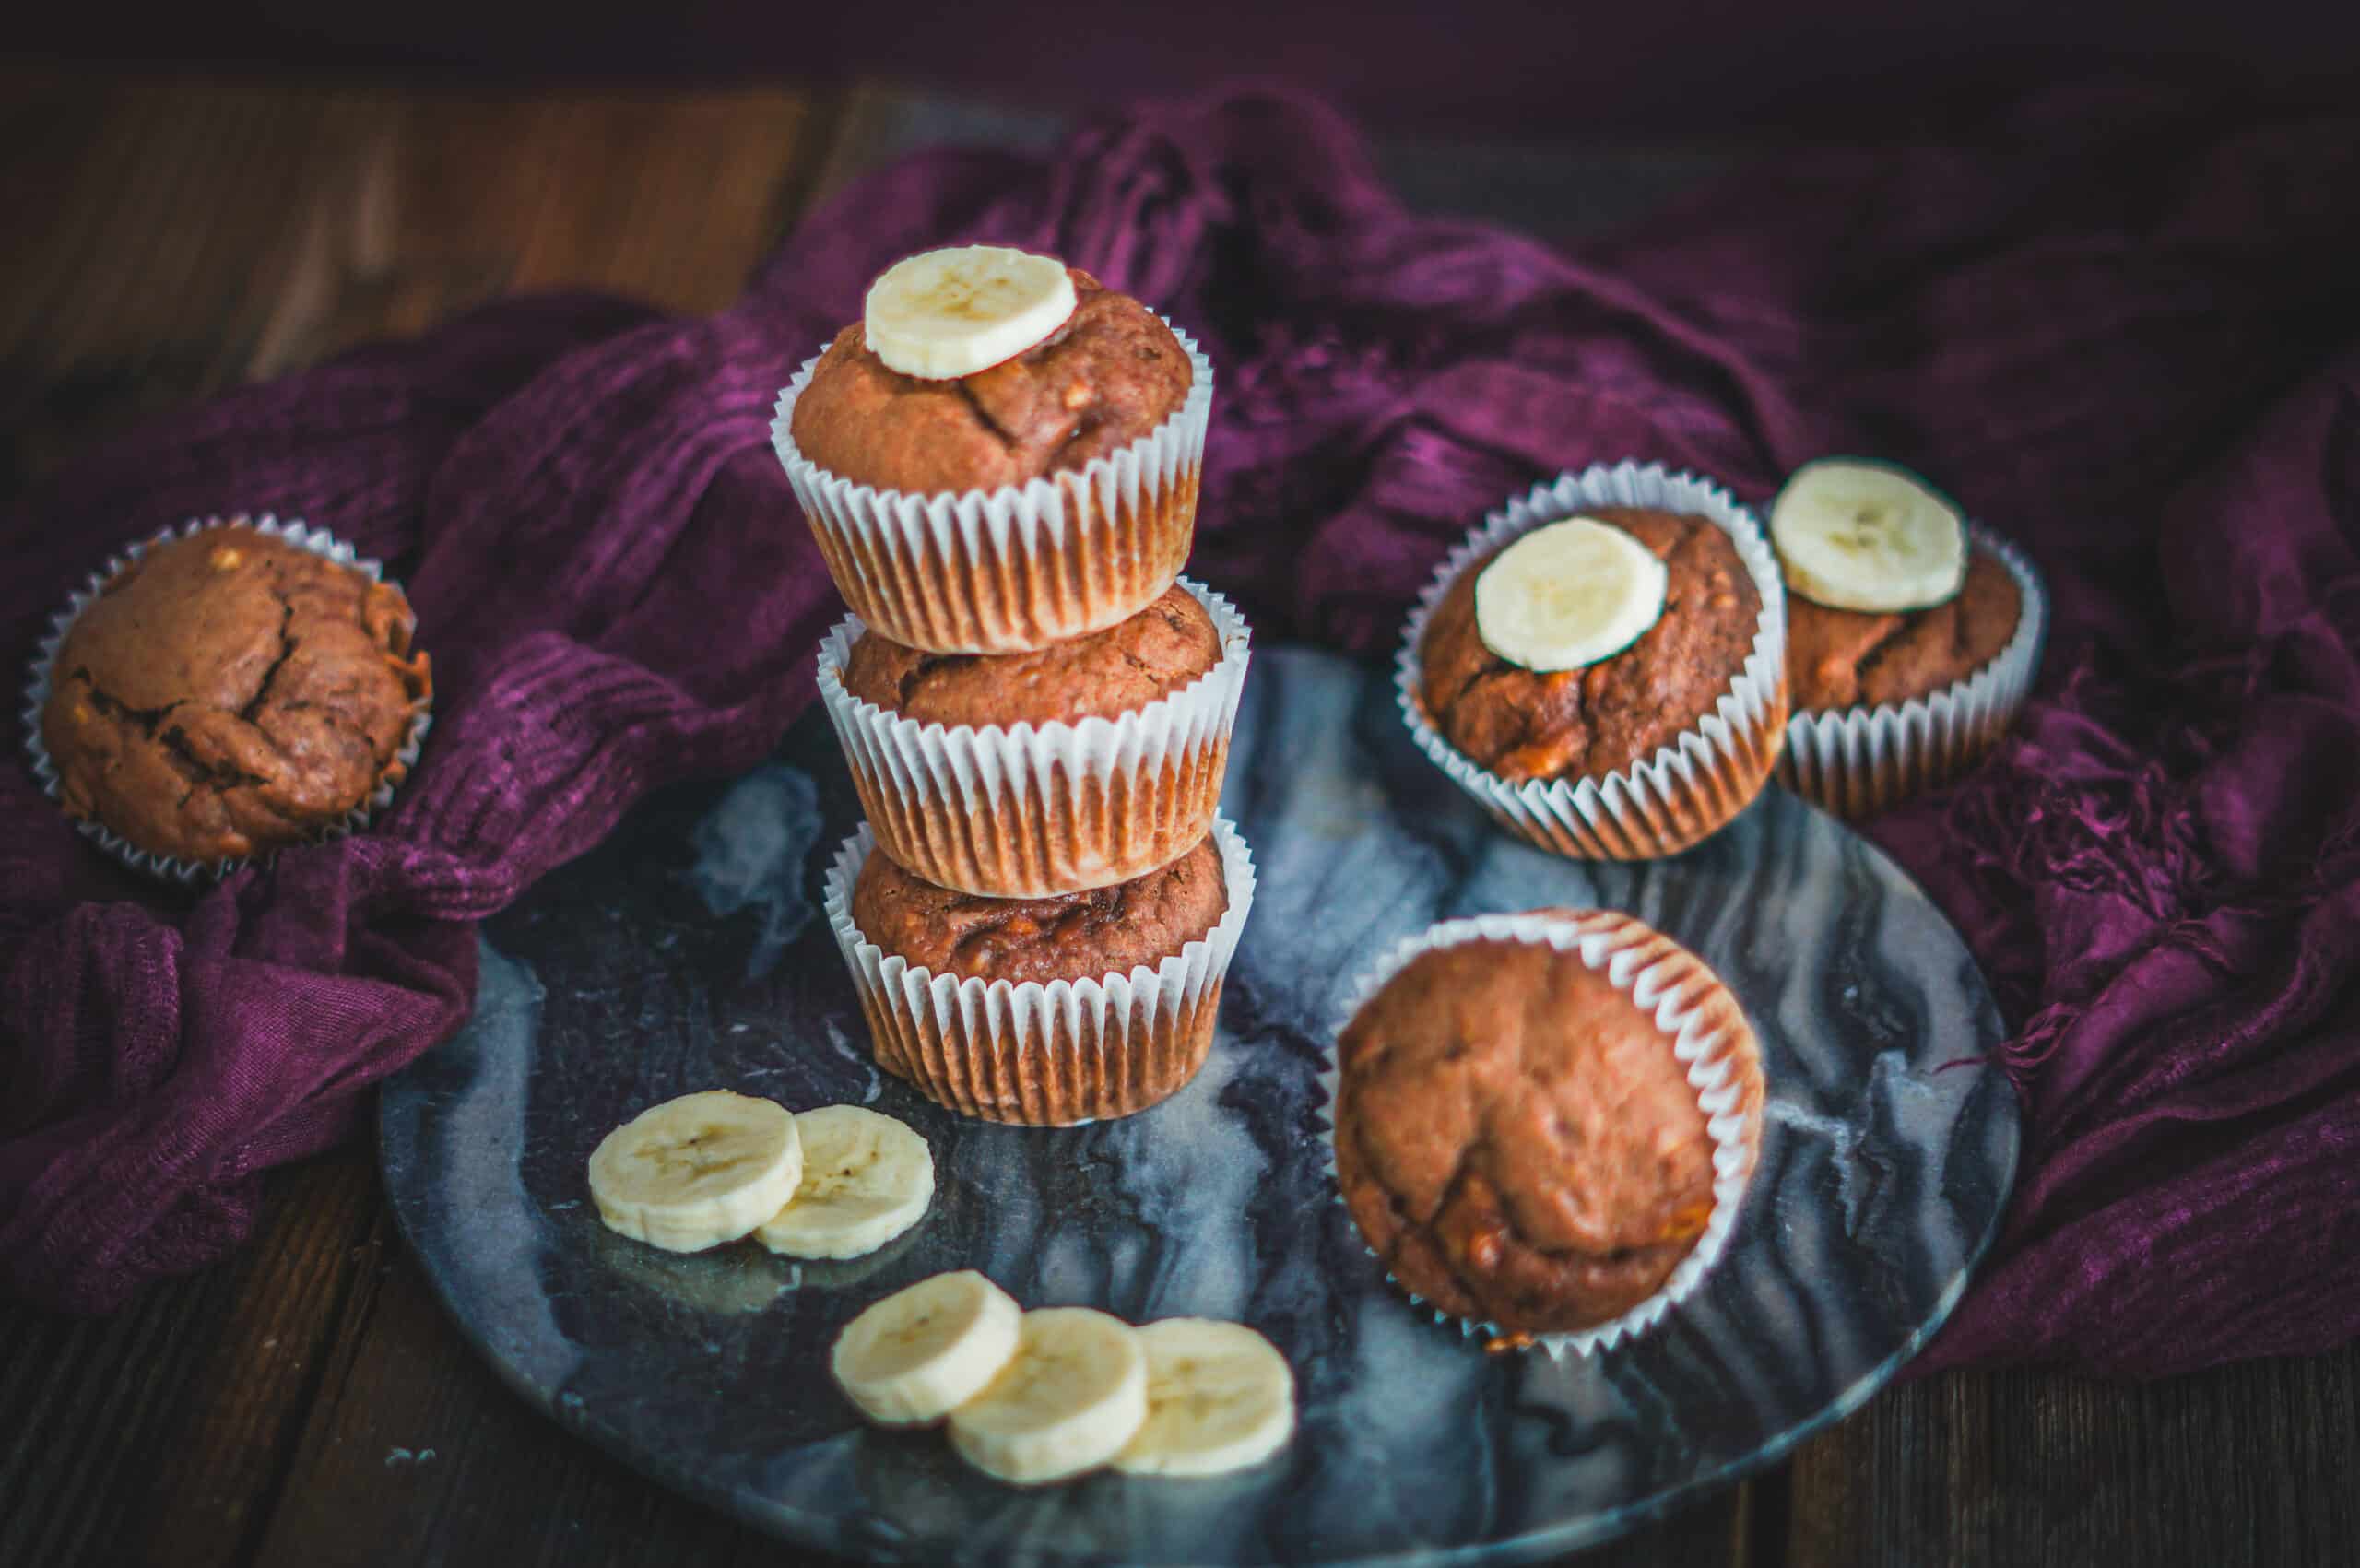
[825,815,1256,1126]
[817,577,1251,898]
[1397,461,1789,862]
[1776,525,2047,818]
[1317,909,1762,1360]
[773,324,1213,654]
[21,513,434,885]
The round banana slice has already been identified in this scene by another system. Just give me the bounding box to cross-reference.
[864,245,1078,381]
[587,1091,804,1254]
[947,1307,1148,1486]
[1771,458,1966,612]
[1473,516,1670,672]
[1112,1318,1296,1478]
[832,1270,1022,1426]
[756,1105,936,1260]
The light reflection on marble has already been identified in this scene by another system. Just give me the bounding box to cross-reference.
[380,647,2017,1567]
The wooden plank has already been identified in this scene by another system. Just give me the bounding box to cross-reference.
[0,73,838,1568]
[240,1237,844,1568]
[1785,1352,2360,1564]
[236,1224,1747,1568]
[0,73,829,489]
[0,1145,383,1568]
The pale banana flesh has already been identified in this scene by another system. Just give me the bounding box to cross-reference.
[585,1091,804,1254]
[756,1104,936,1260]
[1112,1317,1296,1477]
[832,1269,1023,1426]
[863,245,1078,381]
[947,1307,1149,1486]
[1473,516,1670,672]
[1771,458,1966,612]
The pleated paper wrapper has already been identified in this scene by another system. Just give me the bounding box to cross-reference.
[1397,461,1789,861]
[1776,525,2048,818]
[1317,909,1763,1360]
[773,325,1213,654]
[824,815,1256,1126]
[21,513,433,885]
[817,577,1250,898]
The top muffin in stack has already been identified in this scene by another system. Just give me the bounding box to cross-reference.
[781,249,1213,654]
[776,246,1255,1126]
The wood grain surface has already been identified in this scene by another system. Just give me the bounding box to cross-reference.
[1,67,2354,1568]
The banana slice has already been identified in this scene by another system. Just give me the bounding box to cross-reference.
[756,1105,936,1259]
[587,1091,804,1254]
[1771,458,1966,612]
[832,1270,1022,1426]
[947,1307,1149,1486]
[1112,1318,1296,1478]
[864,245,1078,381]
[1473,516,1670,671]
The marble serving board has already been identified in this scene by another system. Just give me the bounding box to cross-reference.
[380,645,2017,1567]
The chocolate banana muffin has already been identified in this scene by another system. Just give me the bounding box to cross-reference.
[842,582,1221,727]
[1419,507,1759,784]
[790,267,1192,495]
[853,834,1227,986]
[1332,911,1763,1337]
[40,525,431,866]
[1787,547,2022,712]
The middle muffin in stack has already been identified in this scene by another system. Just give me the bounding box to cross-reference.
[777,245,1255,1126]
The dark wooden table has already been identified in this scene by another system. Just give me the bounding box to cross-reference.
[4,71,2355,1568]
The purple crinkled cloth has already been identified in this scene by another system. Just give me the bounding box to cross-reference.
[5,88,2358,1378]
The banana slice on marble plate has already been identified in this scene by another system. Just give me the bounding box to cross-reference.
[757,1104,936,1261]
[833,1270,1024,1427]
[1113,1317,1296,1478]
[947,1307,1149,1486]
[586,1091,804,1254]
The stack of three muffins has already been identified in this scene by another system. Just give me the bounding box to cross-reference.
[774,247,1254,1127]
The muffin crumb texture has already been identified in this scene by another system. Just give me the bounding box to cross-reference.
[854,835,1227,986]
[790,268,1192,494]
[1787,548,2021,711]
[843,583,1221,727]
[1420,507,1758,784]
[41,527,431,865]
[1334,916,1760,1336]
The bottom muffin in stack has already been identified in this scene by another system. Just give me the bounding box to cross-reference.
[826,818,1255,1126]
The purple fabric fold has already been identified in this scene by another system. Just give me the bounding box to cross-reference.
[5,86,2356,1378]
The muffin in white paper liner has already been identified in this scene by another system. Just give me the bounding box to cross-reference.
[1777,525,2047,819]
[1316,908,1762,1360]
[773,323,1213,655]
[817,577,1250,898]
[20,513,434,885]
[824,815,1256,1126]
[1397,461,1790,861]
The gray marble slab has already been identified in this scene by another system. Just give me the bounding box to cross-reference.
[379,645,2017,1566]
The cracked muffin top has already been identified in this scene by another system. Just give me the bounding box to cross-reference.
[839,582,1222,727]
[1332,912,1761,1337]
[1786,546,2021,711]
[786,267,1193,495]
[853,834,1227,985]
[1418,508,1760,785]
[40,525,431,866]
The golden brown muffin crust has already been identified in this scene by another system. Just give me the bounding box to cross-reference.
[1334,914,1754,1335]
[41,526,431,865]
[1419,508,1759,784]
[788,267,1192,495]
[841,583,1221,727]
[854,835,1227,985]
[1786,547,2022,711]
